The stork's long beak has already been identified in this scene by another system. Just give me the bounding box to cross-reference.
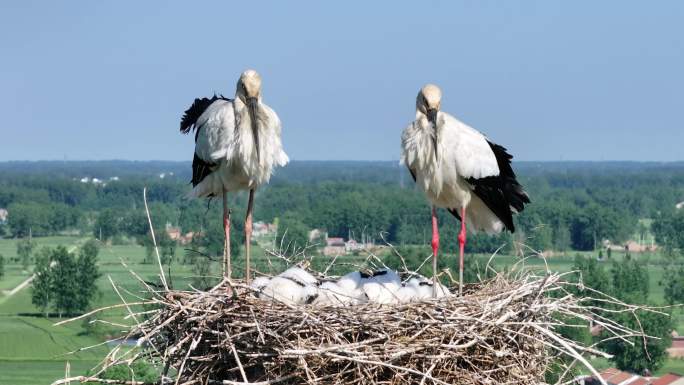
[247,97,260,162]
[427,108,439,161]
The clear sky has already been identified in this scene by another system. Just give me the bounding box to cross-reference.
[1,1,682,162]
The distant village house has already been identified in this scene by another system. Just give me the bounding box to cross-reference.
[252,221,277,237]
[165,225,195,245]
[577,367,683,385]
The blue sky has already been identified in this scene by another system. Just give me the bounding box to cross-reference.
[1,1,682,161]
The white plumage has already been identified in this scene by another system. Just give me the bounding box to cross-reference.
[337,271,363,290]
[394,285,419,303]
[401,97,503,233]
[360,268,402,304]
[313,281,366,307]
[259,277,318,305]
[407,277,450,300]
[188,74,289,198]
[251,269,453,306]
[400,83,529,294]
[180,69,289,283]
[278,266,319,286]
[250,276,271,292]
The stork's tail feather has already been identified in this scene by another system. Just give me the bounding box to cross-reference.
[187,171,222,199]
[454,141,530,233]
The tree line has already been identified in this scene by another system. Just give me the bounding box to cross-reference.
[2,162,684,257]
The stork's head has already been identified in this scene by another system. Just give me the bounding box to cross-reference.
[417,84,442,125]
[416,84,442,161]
[236,69,263,162]
[237,69,262,101]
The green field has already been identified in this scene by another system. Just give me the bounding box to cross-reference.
[1,236,683,384]
[0,237,180,385]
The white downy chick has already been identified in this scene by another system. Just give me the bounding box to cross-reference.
[277,266,319,286]
[250,276,271,296]
[335,271,367,302]
[313,281,363,307]
[337,271,363,292]
[361,268,402,304]
[260,277,318,305]
[408,276,451,300]
[394,285,419,303]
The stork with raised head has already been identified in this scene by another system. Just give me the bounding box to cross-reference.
[180,70,289,283]
[401,84,530,295]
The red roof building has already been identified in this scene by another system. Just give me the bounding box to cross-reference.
[651,373,682,385]
[326,237,345,247]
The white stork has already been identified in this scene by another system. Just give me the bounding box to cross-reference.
[401,84,529,295]
[180,69,289,283]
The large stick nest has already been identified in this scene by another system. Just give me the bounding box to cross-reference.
[161,275,556,385]
[61,265,656,385]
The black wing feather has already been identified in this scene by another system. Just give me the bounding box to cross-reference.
[179,94,230,138]
[466,141,530,232]
[191,153,216,188]
[181,94,231,191]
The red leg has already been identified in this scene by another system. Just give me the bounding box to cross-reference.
[245,189,255,284]
[431,206,439,297]
[458,207,467,295]
[223,189,231,280]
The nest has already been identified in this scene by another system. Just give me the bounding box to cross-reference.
[53,265,656,385]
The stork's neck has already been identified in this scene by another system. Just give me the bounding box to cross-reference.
[234,98,263,127]
[414,110,440,132]
[233,95,263,108]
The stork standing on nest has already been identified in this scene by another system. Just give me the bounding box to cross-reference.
[401,84,529,295]
[180,70,289,282]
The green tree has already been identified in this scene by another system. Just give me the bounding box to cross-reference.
[276,211,310,255]
[75,239,101,312]
[662,265,684,306]
[7,203,49,237]
[99,361,158,383]
[571,255,612,299]
[194,218,242,261]
[610,259,649,303]
[17,237,36,270]
[529,224,553,253]
[31,249,53,316]
[94,209,119,242]
[51,246,80,317]
[553,224,571,252]
[141,229,177,265]
[660,261,684,305]
[652,210,684,255]
[601,310,673,373]
[159,231,177,266]
[191,256,216,289]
